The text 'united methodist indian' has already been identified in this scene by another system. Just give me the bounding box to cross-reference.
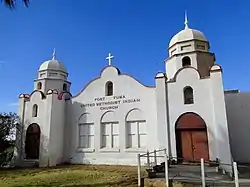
[80,95,141,110]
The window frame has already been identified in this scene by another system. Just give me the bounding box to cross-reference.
[126,120,147,150]
[100,122,120,152]
[78,123,95,151]
[32,104,38,117]
[184,86,194,104]
[105,81,113,96]
[37,82,42,90]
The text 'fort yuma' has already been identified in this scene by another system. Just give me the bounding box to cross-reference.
[80,95,140,110]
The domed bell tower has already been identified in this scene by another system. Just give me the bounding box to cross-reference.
[165,12,215,79]
[34,49,71,93]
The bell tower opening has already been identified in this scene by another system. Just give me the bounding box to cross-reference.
[182,56,191,67]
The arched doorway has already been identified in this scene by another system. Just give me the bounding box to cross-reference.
[25,123,41,159]
[175,113,209,162]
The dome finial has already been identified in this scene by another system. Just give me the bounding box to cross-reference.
[52,48,56,60]
[184,10,189,29]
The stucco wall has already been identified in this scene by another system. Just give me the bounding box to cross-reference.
[225,92,250,163]
[155,73,170,154]
[167,68,218,161]
[210,68,232,172]
[17,91,50,166]
[48,94,66,166]
[166,66,232,173]
[68,66,158,166]
[63,99,73,163]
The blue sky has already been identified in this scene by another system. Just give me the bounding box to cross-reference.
[0,0,249,112]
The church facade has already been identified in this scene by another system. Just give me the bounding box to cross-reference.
[15,21,250,173]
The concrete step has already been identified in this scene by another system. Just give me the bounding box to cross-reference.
[20,159,39,168]
[145,164,238,186]
[145,178,237,187]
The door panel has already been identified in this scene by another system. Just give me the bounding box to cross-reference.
[25,124,41,159]
[181,131,193,161]
[192,131,209,161]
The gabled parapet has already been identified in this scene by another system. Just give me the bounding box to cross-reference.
[18,89,72,103]
[58,91,72,101]
[73,65,154,98]
[18,90,47,102]
[46,89,72,101]
[168,66,201,83]
[30,90,46,99]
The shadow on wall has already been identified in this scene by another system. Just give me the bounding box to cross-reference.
[16,119,50,167]
[67,101,88,164]
[39,133,49,166]
[12,118,26,166]
[217,123,233,174]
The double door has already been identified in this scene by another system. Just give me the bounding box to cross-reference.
[180,130,209,162]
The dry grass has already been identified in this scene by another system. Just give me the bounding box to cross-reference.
[0,165,142,187]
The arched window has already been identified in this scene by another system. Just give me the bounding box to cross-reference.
[63,83,67,91]
[32,104,38,117]
[101,111,119,149]
[182,56,191,67]
[79,113,94,149]
[184,86,194,104]
[125,109,146,149]
[37,82,42,90]
[105,81,113,96]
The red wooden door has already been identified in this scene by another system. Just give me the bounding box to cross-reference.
[180,131,209,162]
[176,113,209,162]
[181,131,193,161]
[192,131,209,161]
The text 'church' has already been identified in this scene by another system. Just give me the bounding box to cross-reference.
[15,18,250,173]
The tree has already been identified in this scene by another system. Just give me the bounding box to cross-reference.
[3,0,29,8]
[0,112,18,167]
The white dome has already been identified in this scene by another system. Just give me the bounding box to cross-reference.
[39,59,67,73]
[169,28,207,48]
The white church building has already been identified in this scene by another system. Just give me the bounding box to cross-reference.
[15,18,250,173]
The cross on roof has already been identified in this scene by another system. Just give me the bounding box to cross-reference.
[106,52,114,66]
